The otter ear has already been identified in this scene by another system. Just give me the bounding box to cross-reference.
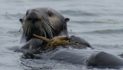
[19,18,23,23]
[65,18,70,22]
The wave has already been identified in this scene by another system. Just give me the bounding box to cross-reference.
[1,12,24,20]
[68,28,123,35]
[60,10,98,16]
[71,20,105,24]
[83,28,123,34]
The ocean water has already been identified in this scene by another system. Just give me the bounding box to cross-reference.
[0,0,123,70]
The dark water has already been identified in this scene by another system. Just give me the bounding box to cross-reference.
[0,0,123,70]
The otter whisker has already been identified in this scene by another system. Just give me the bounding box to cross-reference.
[47,21,55,31]
[43,23,53,38]
[42,20,53,38]
[43,28,47,37]
[46,21,55,36]
[27,23,32,35]
[23,23,28,35]
[39,23,47,37]
[23,22,31,36]
[23,26,27,35]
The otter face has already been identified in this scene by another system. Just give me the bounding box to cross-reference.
[20,8,69,42]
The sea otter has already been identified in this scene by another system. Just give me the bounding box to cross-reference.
[19,8,92,56]
[19,8,123,68]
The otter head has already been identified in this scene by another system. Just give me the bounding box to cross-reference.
[20,8,69,42]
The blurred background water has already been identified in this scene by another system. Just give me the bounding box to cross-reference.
[0,0,123,70]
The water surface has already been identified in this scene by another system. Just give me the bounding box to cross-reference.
[0,0,123,70]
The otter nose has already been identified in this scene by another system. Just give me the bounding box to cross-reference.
[27,17,38,23]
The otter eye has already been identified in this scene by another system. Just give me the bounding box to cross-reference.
[48,11,53,17]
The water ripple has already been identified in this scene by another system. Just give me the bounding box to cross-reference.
[71,20,105,24]
[60,10,98,16]
[84,28,123,34]
[1,13,23,20]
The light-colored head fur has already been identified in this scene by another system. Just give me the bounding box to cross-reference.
[19,8,69,42]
